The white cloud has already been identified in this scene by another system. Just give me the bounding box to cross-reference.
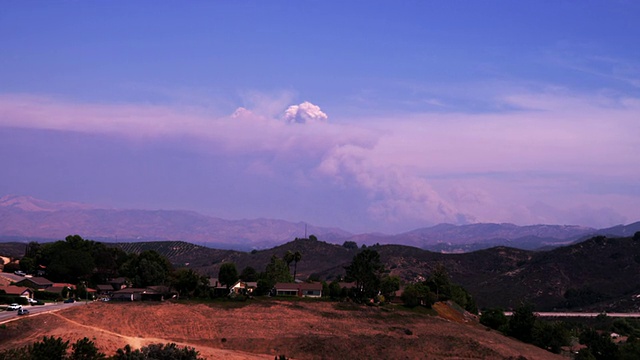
[283,101,328,124]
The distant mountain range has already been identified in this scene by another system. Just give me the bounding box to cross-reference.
[1,194,638,252]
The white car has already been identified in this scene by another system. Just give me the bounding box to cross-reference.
[7,303,22,311]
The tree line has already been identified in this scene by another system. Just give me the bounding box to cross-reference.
[480,304,640,359]
[0,336,204,360]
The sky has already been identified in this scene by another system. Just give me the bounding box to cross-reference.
[1,1,639,234]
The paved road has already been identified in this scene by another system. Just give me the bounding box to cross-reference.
[0,301,86,324]
[504,311,640,318]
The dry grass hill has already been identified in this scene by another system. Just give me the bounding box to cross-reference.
[0,300,563,359]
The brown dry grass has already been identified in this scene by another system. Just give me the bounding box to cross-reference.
[0,299,564,359]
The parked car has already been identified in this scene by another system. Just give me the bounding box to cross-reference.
[7,303,22,310]
[28,298,44,305]
[17,308,29,315]
[63,298,75,303]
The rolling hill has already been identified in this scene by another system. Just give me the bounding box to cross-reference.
[100,232,640,313]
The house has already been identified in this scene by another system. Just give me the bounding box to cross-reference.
[274,282,323,298]
[47,283,75,296]
[209,278,231,296]
[230,280,245,294]
[208,278,220,288]
[246,282,258,294]
[111,288,146,301]
[0,285,33,299]
[15,277,54,291]
[96,284,115,296]
[111,286,173,301]
[275,283,300,296]
[226,280,257,295]
[144,285,175,301]
[109,277,128,290]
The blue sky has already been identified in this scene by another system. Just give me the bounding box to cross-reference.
[1,2,639,234]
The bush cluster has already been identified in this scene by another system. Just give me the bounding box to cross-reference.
[0,336,204,360]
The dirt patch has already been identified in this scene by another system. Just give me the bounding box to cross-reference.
[433,301,479,324]
[0,300,563,359]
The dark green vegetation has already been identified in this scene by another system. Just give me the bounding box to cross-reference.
[480,305,640,359]
[87,232,640,312]
[401,264,477,313]
[14,235,175,288]
[0,336,203,360]
[4,232,640,311]
[481,303,571,354]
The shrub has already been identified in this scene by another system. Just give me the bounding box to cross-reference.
[480,308,508,331]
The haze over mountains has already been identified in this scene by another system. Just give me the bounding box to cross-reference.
[1,194,638,252]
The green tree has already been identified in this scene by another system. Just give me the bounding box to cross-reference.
[19,256,35,274]
[379,275,400,300]
[292,251,302,281]
[218,263,239,289]
[172,269,202,297]
[75,282,89,301]
[24,241,41,259]
[532,321,570,354]
[342,241,358,250]
[345,249,386,299]
[70,337,105,360]
[480,308,508,331]
[122,250,173,288]
[0,347,30,360]
[575,348,597,360]
[401,283,433,308]
[283,251,294,272]
[239,266,258,282]
[264,255,293,284]
[328,280,343,299]
[48,249,96,283]
[579,328,619,360]
[30,336,69,360]
[112,344,144,360]
[140,343,204,360]
[620,337,640,360]
[425,264,451,300]
[508,303,537,343]
[449,284,477,314]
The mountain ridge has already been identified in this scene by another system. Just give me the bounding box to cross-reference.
[1,194,638,252]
